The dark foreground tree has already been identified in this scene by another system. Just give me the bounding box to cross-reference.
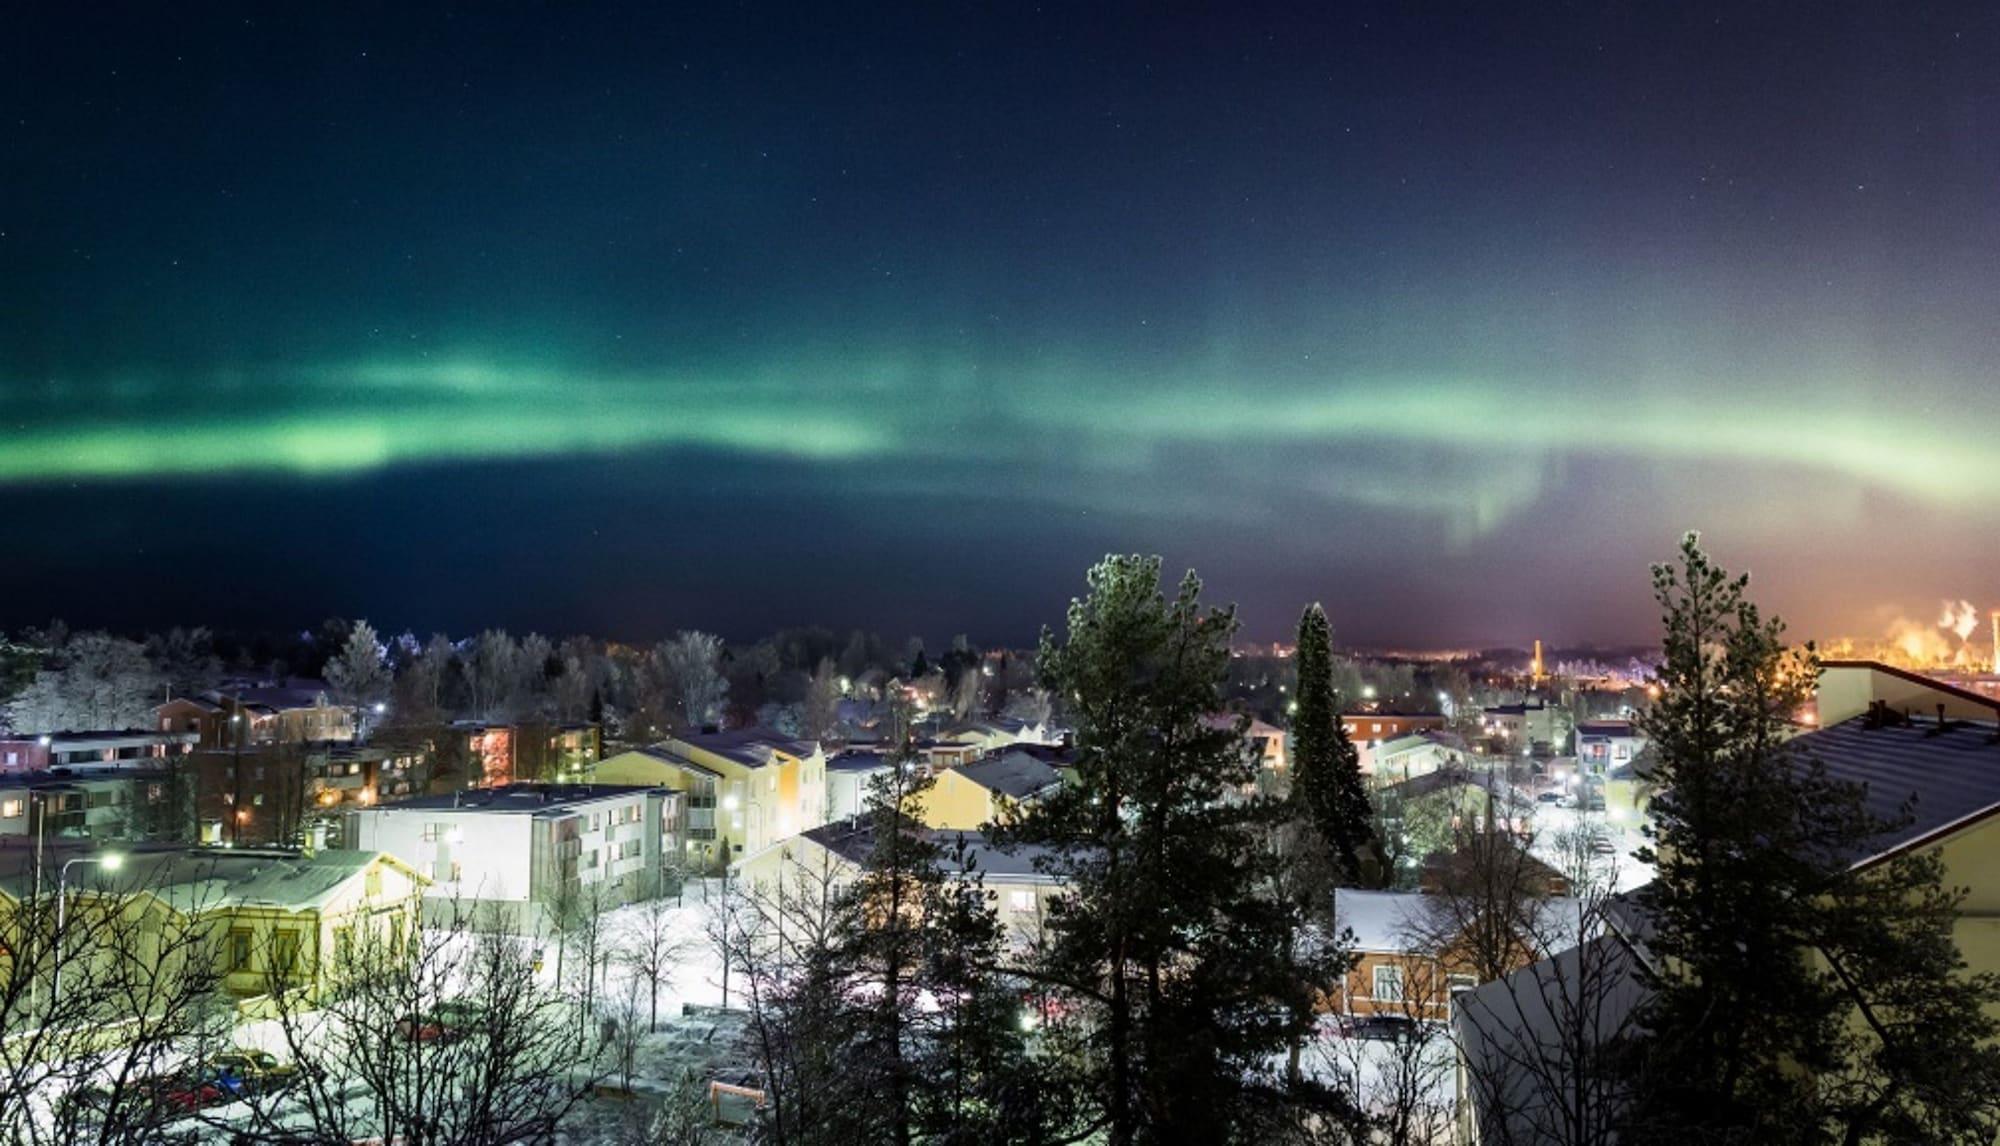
[1001,555,1361,1144]
[1289,603,1376,887]
[1627,534,2000,1144]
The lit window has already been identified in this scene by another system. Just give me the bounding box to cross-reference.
[0,800,19,818]
[1008,890,1035,913]
[1372,964,1404,1003]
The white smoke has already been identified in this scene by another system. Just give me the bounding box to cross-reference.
[1938,599,1981,642]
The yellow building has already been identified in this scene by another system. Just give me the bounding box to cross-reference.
[920,750,1063,832]
[594,728,827,863]
[0,847,427,1003]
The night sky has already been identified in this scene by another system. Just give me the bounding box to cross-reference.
[6,3,1999,648]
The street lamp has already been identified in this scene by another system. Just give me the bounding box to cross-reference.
[52,853,124,1001]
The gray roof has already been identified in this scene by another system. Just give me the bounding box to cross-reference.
[372,782,658,815]
[1453,935,1646,1144]
[671,728,816,768]
[953,751,1062,800]
[1334,887,1590,955]
[826,749,892,773]
[797,823,1066,883]
[0,847,399,913]
[1792,712,2000,863]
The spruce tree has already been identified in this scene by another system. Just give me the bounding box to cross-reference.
[1289,603,1376,886]
[1002,555,1359,1144]
[1628,534,2000,1143]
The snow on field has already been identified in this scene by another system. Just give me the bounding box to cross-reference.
[1526,804,1654,892]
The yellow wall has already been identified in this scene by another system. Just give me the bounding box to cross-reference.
[921,769,1000,831]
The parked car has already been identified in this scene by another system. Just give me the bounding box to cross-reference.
[156,1071,229,1113]
[206,1049,299,1096]
[1536,791,1563,806]
[397,1000,485,1043]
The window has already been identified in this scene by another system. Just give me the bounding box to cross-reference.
[449,861,463,882]
[421,823,441,842]
[1447,973,1477,997]
[226,930,253,972]
[0,800,19,818]
[583,849,600,870]
[1007,890,1035,913]
[1614,744,1632,761]
[253,794,265,807]
[1372,964,1404,1003]
[4,751,15,765]
[365,869,383,898]
[273,932,300,973]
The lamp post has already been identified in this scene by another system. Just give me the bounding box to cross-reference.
[51,853,124,1003]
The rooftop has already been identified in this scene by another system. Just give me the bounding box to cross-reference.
[670,727,817,768]
[952,751,1063,800]
[793,822,1065,883]
[1793,709,2000,864]
[0,847,403,913]
[369,782,659,815]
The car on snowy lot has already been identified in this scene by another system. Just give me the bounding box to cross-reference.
[395,1000,485,1043]
[1536,791,1564,806]
[203,1049,300,1097]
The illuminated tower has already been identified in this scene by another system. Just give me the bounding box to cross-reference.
[1532,639,1545,684]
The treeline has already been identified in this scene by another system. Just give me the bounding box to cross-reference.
[0,620,1049,741]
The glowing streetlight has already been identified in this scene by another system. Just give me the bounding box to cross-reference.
[54,853,125,999]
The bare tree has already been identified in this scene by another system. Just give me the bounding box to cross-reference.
[615,895,692,1033]
[0,862,230,1146]
[1449,892,1641,1146]
[233,896,607,1145]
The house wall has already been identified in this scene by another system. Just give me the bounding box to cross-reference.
[1338,950,1472,1020]
[921,770,1000,831]
[1818,663,2000,726]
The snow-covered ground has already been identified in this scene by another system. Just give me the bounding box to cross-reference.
[1526,804,1654,893]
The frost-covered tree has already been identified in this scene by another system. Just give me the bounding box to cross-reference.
[659,631,728,730]
[324,620,391,727]
[5,631,162,732]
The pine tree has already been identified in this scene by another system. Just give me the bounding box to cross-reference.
[1289,603,1376,886]
[1002,555,1360,1144]
[1628,534,2000,1143]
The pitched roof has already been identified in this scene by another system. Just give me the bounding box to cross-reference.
[952,751,1062,800]
[0,847,413,913]
[671,728,816,768]
[792,823,1066,883]
[1792,711,2000,864]
[1452,936,1647,1141]
[371,782,658,815]
[1333,887,1591,955]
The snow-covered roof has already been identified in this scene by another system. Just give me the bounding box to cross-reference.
[1334,887,1593,955]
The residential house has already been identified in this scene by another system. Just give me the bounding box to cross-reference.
[921,750,1063,831]
[1365,729,1468,782]
[593,728,827,863]
[0,768,174,842]
[188,741,426,849]
[1343,712,1449,766]
[0,729,195,772]
[347,783,683,933]
[1574,719,1645,777]
[0,847,426,1002]
[935,718,1053,755]
[1333,888,1586,1019]
[1480,701,1564,754]
[736,822,1065,946]
[154,680,355,748]
[448,720,604,788]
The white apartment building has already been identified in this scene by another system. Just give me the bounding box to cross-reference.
[347,783,682,933]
